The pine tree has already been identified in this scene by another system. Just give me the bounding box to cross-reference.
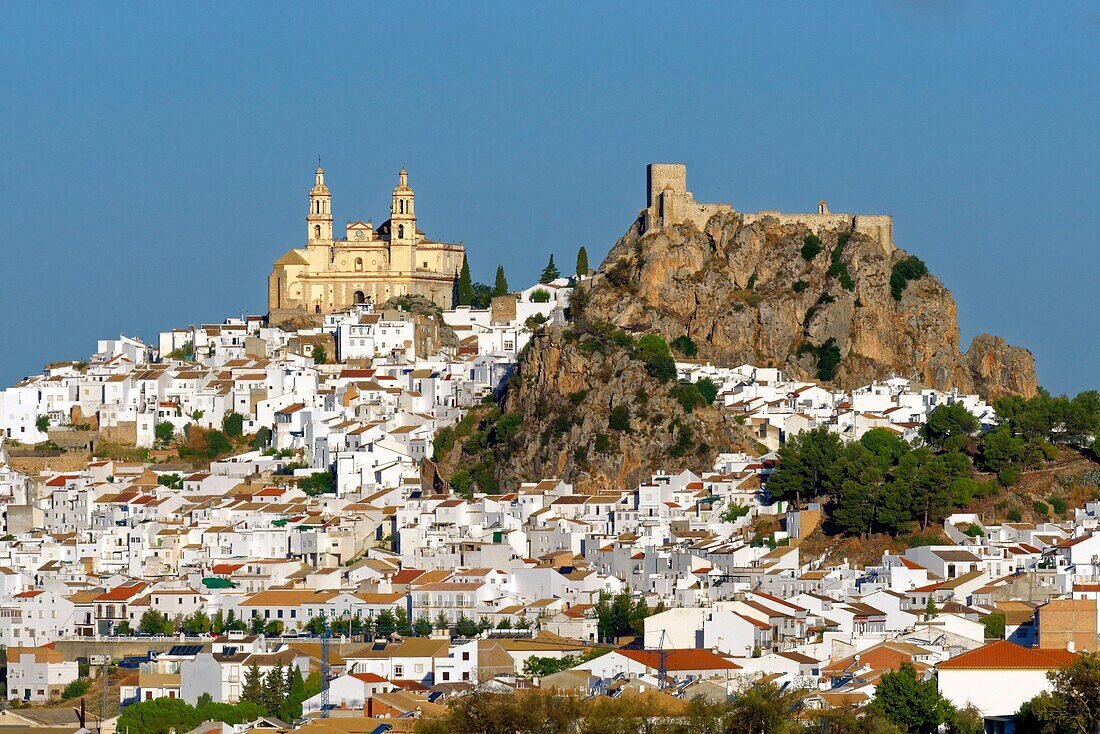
[576,246,589,276]
[395,606,410,636]
[241,664,264,706]
[539,255,559,284]
[262,664,285,715]
[492,265,509,296]
[458,256,474,305]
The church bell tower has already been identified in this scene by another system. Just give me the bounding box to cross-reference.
[307,166,333,244]
[389,167,416,270]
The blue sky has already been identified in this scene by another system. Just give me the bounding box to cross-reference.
[1,3,1096,393]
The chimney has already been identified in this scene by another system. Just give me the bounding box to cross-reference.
[1068,641,1076,653]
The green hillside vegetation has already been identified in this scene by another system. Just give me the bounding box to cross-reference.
[769,391,1100,536]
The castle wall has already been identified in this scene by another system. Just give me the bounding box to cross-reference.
[641,163,896,254]
[742,211,895,254]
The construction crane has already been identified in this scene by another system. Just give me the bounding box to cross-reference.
[320,610,331,718]
[655,628,670,691]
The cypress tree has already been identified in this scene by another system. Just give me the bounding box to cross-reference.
[576,246,589,276]
[458,256,474,305]
[493,265,509,296]
[539,255,560,284]
[277,666,307,722]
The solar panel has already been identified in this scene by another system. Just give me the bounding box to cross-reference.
[168,645,202,656]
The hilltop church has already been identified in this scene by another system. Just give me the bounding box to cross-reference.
[268,166,465,321]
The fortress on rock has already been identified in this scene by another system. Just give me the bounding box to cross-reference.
[268,167,465,321]
[642,163,895,253]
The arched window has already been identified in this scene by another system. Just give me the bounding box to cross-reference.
[354,291,366,304]
[398,224,405,239]
[355,257,363,272]
[314,225,321,239]
[399,200,405,214]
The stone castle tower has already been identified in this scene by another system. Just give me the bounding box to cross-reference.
[268,166,465,322]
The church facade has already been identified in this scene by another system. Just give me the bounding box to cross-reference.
[268,167,465,321]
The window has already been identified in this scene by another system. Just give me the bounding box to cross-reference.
[394,665,404,677]
[398,225,404,239]
[355,257,363,272]
[442,672,450,681]
[462,652,469,661]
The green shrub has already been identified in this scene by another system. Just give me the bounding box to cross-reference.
[890,256,928,300]
[594,433,612,452]
[572,446,588,464]
[1007,508,1022,522]
[747,274,757,290]
[636,334,676,382]
[62,679,89,699]
[799,339,842,380]
[1050,496,1068,515]
[222,412,244,438]
[1032,500,1049,516]
[792,280,809,294]
[670,335,698,357]
[530,288,551,303]
[608,406,631,432]
[697,377,718,405]
[801,234,823,260]
[671,383,706,413]
[606,258,633,288]
[721,503,750,522]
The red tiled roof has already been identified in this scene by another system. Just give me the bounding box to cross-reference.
[937,641,1077,670]
[617,648,741,671]
[349,672,388,684]
[96,582,147,601]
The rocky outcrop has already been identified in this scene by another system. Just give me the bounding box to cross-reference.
[495,327,755,492]
[578,212,1037,399]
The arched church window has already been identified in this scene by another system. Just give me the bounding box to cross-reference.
[399,200,405,214]
[354,291,366,304]
[398,225,405,239]
[355,258,363,272]
[314,225,321,239]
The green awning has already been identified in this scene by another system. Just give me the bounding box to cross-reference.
[202,577,238,589]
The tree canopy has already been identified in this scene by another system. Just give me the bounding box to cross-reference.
[539,255,560,283]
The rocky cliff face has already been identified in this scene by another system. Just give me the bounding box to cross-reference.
[579,212,1037,400]
[495,327,754,492]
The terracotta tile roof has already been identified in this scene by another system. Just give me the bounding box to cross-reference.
[95,581,147,601]
[617,648,741,671]
[937,641,1077,670]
